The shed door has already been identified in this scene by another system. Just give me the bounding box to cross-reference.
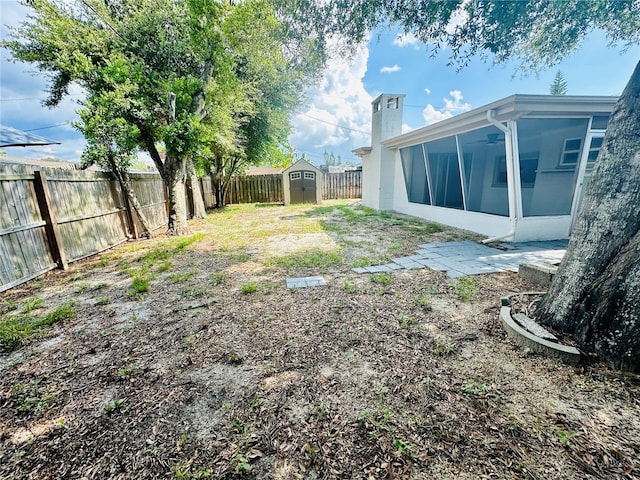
[290,171,317,204]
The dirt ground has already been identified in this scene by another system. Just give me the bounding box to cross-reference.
[1,200,639,479]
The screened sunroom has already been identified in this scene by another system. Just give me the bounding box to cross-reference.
[357,94,617,242]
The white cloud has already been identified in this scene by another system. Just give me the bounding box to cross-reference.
[380,64,401,74]
[422,90,472,125]
[401,123,414,134]
[424,87,431,95]
[393,33,420,49]
[290,42,372,157]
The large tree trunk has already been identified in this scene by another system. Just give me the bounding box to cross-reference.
[537,60,640,373]
[114,168,153,238]
[186,158,207,219]
[165,156,190,235]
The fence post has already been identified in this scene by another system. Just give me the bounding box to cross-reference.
[33,170,68,270]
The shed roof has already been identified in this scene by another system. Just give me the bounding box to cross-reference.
[381,94,618,150]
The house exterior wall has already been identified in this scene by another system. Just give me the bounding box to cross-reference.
[357,94,616,242]
[391,153,512,237]
[362,94,405,210]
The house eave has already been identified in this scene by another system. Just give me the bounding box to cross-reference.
[382,94,618,150]
[352,146,372,157]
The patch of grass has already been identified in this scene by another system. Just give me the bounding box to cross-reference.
[94,296,110,306]
[435,340,456,355]
[356,408,395,438]
[178,287,206,298]
[0,302,75,351]
[319,221,348,235]
[343,280,357,294]
[169,269,197,283]
[210,272,227,286]
[11,381,56,414]
[464,381,487,396]
[452,276,477,302]
[413,293,432,311]
[308,205,336,215]
[74,283,91,294]
[104,398,124,413]
[387,241,405,254]
[351,255,390,268]
[117,359,139,378]
[173,459,212,479]
[400,222,445,234]
[266,248,342,270]
[41,302,76,325]
[94,282,109,290]
[399,314,418,329]
[131,277,149,294]
[241,282,258,294]
[393,439,415,458]
[370,272,392,286]
[158,260,172,272]
[22,297,43,313]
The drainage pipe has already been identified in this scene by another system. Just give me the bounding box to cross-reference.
[483,109,518,243]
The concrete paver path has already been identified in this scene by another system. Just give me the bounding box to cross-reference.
[352,240,567,278]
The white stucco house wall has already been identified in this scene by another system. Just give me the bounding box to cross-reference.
[354,93,617,242]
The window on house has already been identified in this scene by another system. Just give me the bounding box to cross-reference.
[400,144,430,205]
[492,155,538,188]
[373,101,381,113]
[591,115,610,130]
[516,117,589,216]
[424,137,464,210]
[386,97,398,109]
[586,136,603,169]
[560,138,583,166]
[457,125,509,216]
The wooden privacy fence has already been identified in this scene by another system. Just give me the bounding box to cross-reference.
[0,165,167,293]
[323,171,361,200]
[228,174,284,204]
[228,170,362,204]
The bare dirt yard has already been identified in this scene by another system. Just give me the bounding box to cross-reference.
[1,200,639,479]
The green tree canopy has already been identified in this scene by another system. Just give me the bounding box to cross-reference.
[4,0,328,228]
[549,70,568,95]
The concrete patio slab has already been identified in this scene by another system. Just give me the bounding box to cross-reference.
[352,239,567,278]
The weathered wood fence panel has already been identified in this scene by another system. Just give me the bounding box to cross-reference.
[130,172,168,233]
[228,174,283,204]
[200,176,215,208]
[0,165,171,293]
[44,168,129,263]
[0,165,56,291]
[323,171,361,199]
[225,170,362,204]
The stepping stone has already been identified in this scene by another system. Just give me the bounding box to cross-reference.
[286,276,327,289]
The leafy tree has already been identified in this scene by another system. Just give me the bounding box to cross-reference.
[329,0,640,371]
[75,96,154,237]
[4,0,326,228]
[549,70,568,95]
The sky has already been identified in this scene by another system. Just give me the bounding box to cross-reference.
[1,0,639,165]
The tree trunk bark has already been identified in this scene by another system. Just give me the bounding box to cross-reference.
[115,168,153,238]
[165,156,190,235]
[187,158,207,219]
[537,60,640,373]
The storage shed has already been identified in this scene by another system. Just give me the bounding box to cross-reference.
[283,159,323,205]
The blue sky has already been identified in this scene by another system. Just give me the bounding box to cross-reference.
[2,0,639,165]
